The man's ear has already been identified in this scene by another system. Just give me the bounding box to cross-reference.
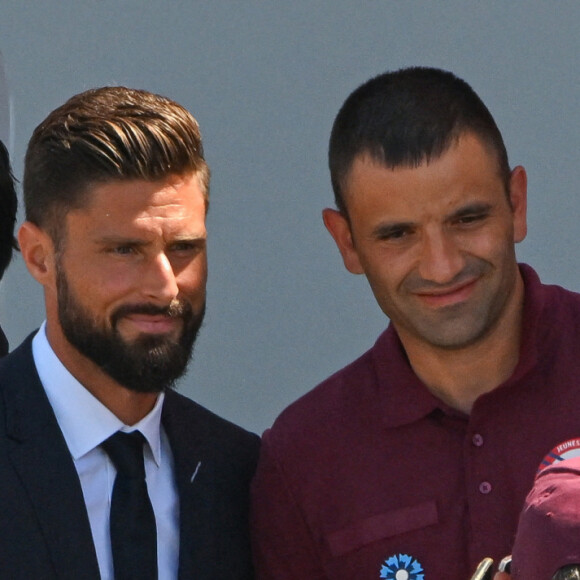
[509,165,527,244]
[18,221,57,285]
[322,208,365,275]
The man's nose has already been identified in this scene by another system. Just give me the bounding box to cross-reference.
[417,230,464,284]
[141,253,179,303]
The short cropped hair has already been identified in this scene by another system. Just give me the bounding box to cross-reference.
[0,140,18,278]
[328,66,511,215]
[23,86,210,246]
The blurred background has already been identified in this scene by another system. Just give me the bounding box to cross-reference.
[0,2,578,433]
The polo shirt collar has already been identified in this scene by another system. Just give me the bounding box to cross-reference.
[31,322,164,466]
[509,263,543,382]
[374,263,544,428]
[372,326,444,428]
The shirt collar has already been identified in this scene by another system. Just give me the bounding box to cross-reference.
[32,322,165,466]
[375,263,544,428]
[373,326,443,429]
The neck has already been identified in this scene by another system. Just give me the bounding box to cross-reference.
[46,322,158,426]
[398,273,525,414]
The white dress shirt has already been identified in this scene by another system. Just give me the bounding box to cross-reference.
[32,323,180,580]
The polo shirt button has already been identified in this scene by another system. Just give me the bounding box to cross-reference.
[472,433,484,447]
[479,481,492,494]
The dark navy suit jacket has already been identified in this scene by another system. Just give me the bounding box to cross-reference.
[0,334,260,579]
[0,324,8,356]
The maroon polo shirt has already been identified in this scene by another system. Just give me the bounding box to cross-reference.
[251,264,580,579]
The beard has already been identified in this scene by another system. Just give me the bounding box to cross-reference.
[56,267,205,394]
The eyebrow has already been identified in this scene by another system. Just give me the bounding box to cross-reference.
[95,235,147,246]
[448,202,493,221]
[94,233,206,246]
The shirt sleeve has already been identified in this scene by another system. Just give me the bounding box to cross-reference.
[250,429,328,580]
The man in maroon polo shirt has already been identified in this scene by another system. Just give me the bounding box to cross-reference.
[251,67,580,579]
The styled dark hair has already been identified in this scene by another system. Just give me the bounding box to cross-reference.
[328,66,511,214]
[0,140,18,278]
[23,86,210,246]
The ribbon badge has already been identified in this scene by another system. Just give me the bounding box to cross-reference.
[380,553,424,580]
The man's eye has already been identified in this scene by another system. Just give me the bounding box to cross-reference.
[170,242,199,254]
[111,246,135,255]
[171,240,206,255]
[172,242,194,251]
[457,213,487,225]
[379,228,412,241]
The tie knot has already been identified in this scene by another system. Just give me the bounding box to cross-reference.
[102,431,146,479]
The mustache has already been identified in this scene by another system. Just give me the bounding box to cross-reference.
[111,300,192,326]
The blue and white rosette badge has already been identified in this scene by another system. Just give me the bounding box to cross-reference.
[380,553,424,580]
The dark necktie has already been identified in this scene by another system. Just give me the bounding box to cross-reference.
[101,431,158,580]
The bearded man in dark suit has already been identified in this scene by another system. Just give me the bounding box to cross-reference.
[0,86,259,579]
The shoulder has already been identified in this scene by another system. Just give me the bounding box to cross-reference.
[0,333,35,367]
[0,334,38,395]
[522,263,580,313]
[163,389,259,442]
[519,265,580,344]
[264,333,387,452]
[162,390,260,466]
[533,274,580,334]
[542,281,580,309]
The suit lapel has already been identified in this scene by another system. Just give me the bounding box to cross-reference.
[2,337,100,579]
[162,391,259,580]
[162,390,219,580]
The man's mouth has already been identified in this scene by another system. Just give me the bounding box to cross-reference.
[414,278,479,308]
[121,313,181,335]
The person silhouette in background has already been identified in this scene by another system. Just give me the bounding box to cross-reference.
[0,139,18,355]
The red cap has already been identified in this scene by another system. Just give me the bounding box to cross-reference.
[511,457,580,579]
